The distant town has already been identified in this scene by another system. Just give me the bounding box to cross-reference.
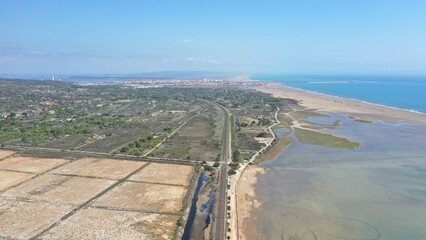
[76,77,268,88]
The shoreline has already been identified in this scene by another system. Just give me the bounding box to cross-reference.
[255,82,426,126]
[281,83,426,116]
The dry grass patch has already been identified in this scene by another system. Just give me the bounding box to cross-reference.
[178,119,211,138]
[40,207,179,240]
[53,158,146,180]
[0,156,69,173]
[93,182,186,213]
[129,163,193,186]
[0,199,72,239]
[2,174,115,206]
[156,111,221,162]
[0,171,34,191]
[0,150,15,159]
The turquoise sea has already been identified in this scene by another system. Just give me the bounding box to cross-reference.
[252,74,426,113]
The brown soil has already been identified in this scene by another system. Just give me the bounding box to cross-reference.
[129,163,193,186]
[0,198,72,239]
[0,156,69,173]
[0,156,191,240]
[0,170,34,191]
[52,158,146,180]
[0,150,15,159]
[2,174,115,206]
[93,182,187,213]
[39,207,179,240]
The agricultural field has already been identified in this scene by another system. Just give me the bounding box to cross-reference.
[0,154,195,240]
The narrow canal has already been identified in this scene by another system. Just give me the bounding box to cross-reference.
[182,172,212,240]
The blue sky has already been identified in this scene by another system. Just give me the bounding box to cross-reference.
[1,0,426,74]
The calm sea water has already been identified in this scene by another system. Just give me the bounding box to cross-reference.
[252,74,426,113]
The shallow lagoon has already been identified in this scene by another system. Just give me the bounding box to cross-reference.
[256,114,426,240]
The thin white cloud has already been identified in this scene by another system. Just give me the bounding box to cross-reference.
[183,57,220,64]
[184,57,198,62]
[206,60,220,64]
[161,58,175,63]
[180,38,193,43]
[27,51,46,55]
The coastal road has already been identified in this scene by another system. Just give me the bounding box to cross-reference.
[215,104,231,240]
[229,107,280,240]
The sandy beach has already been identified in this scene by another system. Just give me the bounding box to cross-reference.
[256,83,426,126]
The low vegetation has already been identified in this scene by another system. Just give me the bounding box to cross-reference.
[119,135,163,155]
[294,127,360,149]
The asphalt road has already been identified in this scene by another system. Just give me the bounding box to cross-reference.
[215,104,230,240]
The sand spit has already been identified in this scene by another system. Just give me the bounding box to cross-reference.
[257,83,426,126]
